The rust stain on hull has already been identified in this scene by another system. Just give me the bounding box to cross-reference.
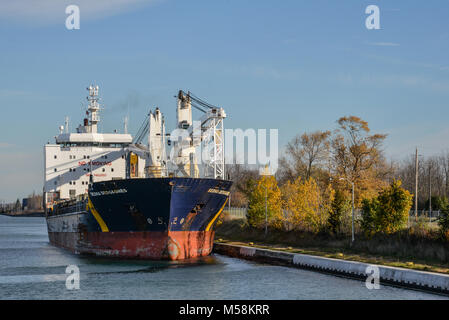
[48,231,215,260]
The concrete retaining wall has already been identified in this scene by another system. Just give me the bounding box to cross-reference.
[213,242,449,295]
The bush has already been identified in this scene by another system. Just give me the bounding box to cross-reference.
[328,189,351,234]
[425,196,449,211]
[360,197,380,236]
[361,180,412,236]
[438,204,449,240]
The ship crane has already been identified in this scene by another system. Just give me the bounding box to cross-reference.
[133,113,150,145]
[135,91,227,180]
[178,91,226,180]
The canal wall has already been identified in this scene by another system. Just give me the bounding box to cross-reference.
[213,242,449,295]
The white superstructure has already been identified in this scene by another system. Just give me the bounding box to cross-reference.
[43,85,138,207]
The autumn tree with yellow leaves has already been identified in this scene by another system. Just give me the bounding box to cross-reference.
[331,116,390,205]
[282,177,334,233]
[246,175,283,229]
[242,115,411,238]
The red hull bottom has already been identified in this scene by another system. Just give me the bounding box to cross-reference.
[48,231,215,260]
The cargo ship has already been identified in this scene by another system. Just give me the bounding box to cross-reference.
[44,86,231,260]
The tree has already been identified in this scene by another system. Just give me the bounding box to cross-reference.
[361,180,412,235]
[246,175,283,229]
[425,196,448,212]
[282,177,334,233]
[331,116,389,205]
[328,189,351,234]
[300,131,331,179]
[226,164,259,207]
[278,130,331,184]
[360,197,380,236]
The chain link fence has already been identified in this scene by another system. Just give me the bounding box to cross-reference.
[224,207,442,228]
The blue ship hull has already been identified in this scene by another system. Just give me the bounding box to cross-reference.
[46,177,232,260]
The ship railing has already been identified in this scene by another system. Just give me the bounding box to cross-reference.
[49,198,88,216]
[223,207,247,220]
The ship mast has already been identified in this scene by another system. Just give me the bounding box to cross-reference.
[87,85,100,133]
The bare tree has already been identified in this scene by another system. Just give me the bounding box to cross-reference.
[278,130,331,183]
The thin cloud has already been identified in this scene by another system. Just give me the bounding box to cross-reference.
[366,42,400,47]
[0,89,31,98]
[0,0,160,25]
[333,72,449,93]
[386,126,449,159]
[363,53,449,74]
[0,143,14,148]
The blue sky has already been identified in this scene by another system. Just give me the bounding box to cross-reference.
[1,0,449,201]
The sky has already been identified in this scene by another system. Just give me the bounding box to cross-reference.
[0,0,449,202]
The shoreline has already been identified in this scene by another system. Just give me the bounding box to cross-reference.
[213,242,449,296]
[215,219,449,275]
[0,212,45,218]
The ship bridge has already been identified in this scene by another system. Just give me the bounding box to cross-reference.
[55,133,133,146]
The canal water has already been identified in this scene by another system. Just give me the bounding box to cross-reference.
[0,215,446,300]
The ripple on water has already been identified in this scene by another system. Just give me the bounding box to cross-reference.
[0,215,446,300]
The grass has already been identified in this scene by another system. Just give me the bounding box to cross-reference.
[215,219,449,275]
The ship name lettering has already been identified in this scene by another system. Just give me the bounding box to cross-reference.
[207,188,230,196]
[90,189,127,197]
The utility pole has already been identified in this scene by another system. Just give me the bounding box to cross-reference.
[415,147,418,222]
[351,181,355,245]
[429,163,432,221]
[259,164,270,238]
[265,185,268,238]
